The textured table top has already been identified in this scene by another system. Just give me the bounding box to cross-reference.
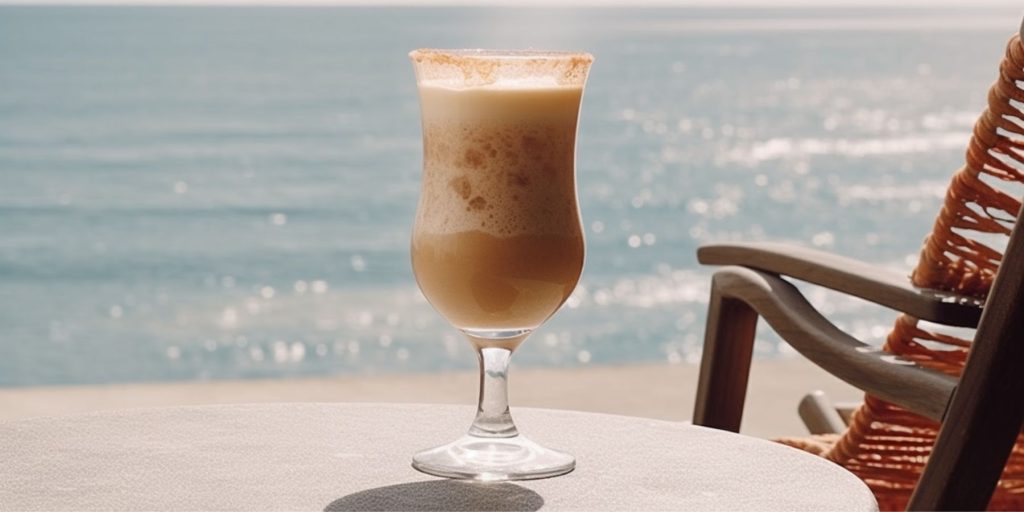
[0,403,876,511]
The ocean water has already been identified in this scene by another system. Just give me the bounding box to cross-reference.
[0,6,1017,387]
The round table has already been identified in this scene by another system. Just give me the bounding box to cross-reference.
[0,403,876,511]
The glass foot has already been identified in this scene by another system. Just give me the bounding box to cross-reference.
[412,434,575,481]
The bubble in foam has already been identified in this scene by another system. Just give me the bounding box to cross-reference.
[415,84,584,237]
[449,176,471,199]
[469,196,487,210]
[462,148,487,169]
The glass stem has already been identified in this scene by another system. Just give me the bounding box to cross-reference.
[468,345,520,438]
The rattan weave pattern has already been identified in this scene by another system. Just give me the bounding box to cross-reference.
[779,34,1024,511]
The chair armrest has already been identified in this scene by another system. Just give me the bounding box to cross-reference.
[697,241,983,328]
[700,266,957,423]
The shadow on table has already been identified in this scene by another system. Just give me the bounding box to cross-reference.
[324,480,544,512]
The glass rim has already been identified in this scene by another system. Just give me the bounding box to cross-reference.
[409,48,594,63]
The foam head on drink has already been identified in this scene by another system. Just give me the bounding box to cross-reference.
[410,50,591,333]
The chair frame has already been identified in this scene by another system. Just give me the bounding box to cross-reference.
[693,197,1024,510]
[695,20,1024,509]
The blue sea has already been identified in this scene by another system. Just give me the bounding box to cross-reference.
[0,6,1016,387]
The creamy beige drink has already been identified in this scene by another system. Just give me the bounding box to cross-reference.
[409,49,591,482]
[411,83,585,331]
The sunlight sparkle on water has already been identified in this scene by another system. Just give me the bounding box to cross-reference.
[166,346,181,360]
[272,341,288,363]
[269,213,287,226]
[289,342,305,363]
[219,308,239,328]
[350,255,367,272]
[311,280,328,294]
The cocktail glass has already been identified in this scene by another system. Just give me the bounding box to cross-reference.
[408,49,593,481]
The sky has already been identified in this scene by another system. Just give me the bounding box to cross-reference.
[0,0,1020,6]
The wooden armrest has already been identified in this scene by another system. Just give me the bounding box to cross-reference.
[697,242,983,328]
[695,266,958,427]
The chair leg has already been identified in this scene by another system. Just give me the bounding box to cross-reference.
[798,391,847,434]
[693,280,758,432]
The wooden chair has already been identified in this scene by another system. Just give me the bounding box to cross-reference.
[692,25,1024,511]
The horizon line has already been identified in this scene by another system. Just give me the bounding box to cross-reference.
[0,0,1020,7]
